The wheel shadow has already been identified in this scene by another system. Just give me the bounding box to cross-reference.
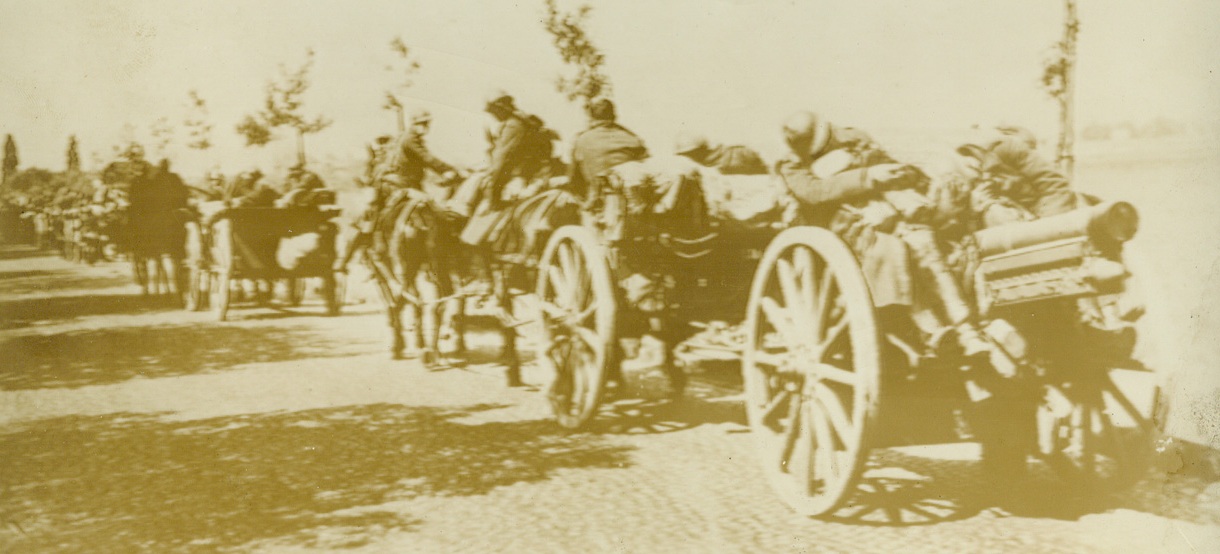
[821,448,1220,527]
[0,403,635,552]
[588,396,747,435]
[0,322,367,390]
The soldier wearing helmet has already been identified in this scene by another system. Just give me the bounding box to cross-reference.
[568,98,648,199]
[777,110,992,360]
[955,124,1076,228]
[377,108,457,193]
[673,133,768,175]
[460,90,557,246]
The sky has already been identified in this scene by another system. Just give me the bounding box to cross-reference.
[1,0,1217,178]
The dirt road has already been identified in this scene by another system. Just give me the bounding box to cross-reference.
[1,247,1218,553]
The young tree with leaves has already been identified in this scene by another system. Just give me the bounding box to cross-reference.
[383,36,422,133]
[236,49,332,166]
[542,0,611,108]
[184,90,215,170]
[149,117,174,161]
[2,135,17,185]
[66,135,81,173]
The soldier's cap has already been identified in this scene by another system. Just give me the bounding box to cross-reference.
[410,108,432,124]
[674,132,708,155]
[587,97,616,121]
[484,89,514,110]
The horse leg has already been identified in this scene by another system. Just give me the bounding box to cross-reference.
[133,256,149,295]
[494,263,523,387]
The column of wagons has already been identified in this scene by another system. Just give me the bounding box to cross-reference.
[530,168,1163,517]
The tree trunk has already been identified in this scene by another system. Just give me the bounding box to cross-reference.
[296,130,307,167]
[1058,0,1079,180]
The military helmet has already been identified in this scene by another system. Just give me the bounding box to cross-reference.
[484,89,514,111]
[587,97,616,122]
[410,108,432,125]
[674,132,708,155]
[782,111,831,156]
[123,142,146,160]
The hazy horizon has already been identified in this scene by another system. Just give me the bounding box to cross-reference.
[2,0,1218,178]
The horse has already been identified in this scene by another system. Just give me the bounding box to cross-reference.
[360,172,581,387]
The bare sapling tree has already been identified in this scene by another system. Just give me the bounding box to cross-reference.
[1041,0,1079,179]
[542,0,611,109]
[236,49,333,167]
[383,36,421,133]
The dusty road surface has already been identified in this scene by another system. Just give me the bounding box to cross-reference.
[1,246,1218,554]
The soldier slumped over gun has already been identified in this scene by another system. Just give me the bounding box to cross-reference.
[673,132,769,175]
[775,110,995,363]
[955,124,1078,228]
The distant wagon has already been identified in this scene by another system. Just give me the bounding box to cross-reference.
[184,204,343,321]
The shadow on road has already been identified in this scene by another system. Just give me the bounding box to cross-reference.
[0,323,362,390]
[0,269,134,298]
[0,293,180,330]
[0,403,635,552]
[823,449,1220,527]
[591,397,746,435]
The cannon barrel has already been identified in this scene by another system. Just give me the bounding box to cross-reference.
[975,201,1138,257]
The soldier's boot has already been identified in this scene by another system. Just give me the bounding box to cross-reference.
[901,226,992,359]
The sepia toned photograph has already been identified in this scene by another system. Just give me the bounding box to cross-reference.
[1,0,1218,552]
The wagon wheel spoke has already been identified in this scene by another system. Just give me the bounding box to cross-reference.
[793,247,817,325]
[778,390,804,473]
[752,350,786,369]
[816,267,837,333]
[776,258,815,337]
[759,296,801,352]
[812,382,858,451]
[818,314,849,356]
[759,390,793,427]
[809,397,840,485]
[811,363,860,386]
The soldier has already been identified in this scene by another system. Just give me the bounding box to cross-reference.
[776,110,991,358]
[363,135,394,186]
[956,125,1076,227]
[280,163,329,208]
[338,110,459,270]
[567,98,648,200]
[379,109,459,192]
[459,90,556,246]
[674,133,769,175]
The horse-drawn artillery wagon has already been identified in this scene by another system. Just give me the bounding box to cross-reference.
[531,157,1162,516]
[185,206,343,321]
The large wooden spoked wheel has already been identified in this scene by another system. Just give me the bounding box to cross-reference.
[1038,249,1163,491]
[743,227,881,517]
[1038,374,1157,490]
[535,226,616,429]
